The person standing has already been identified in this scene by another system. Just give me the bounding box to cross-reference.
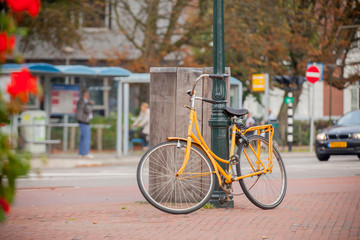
[245,112,256,128]
[131,102,150,149]
[262,109,277,125]
[245,112,256,137]
[266,109,276,121]
[76,89,94,158]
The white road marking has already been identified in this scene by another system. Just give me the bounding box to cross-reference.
[27,172,134,177]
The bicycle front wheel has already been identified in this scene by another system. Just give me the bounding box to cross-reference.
[237,135,287,209]
[137,141,215,214]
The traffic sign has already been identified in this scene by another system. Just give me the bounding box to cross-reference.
[306,63,323,153]
[306,65,321,83]
[284,97,293,104]
[252,74,265,92]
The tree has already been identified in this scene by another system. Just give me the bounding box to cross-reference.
[188,0,319,143]
[112,0,213,71]
[17,0,214,71]
[18,0,83,53]
[188,0,359,144]
[315,0,360,90]
[272,0,319,143]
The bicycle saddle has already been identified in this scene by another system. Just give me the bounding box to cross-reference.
[223,107,248,118]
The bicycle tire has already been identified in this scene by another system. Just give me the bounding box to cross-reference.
[137,140,215,214]
[236,135,287,209]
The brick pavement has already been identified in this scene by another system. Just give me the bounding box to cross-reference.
[0,176,359,240]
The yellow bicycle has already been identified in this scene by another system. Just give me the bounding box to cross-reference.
[137,74,287,214]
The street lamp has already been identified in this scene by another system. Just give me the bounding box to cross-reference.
[208,0,233,208]
[62,46,75,66]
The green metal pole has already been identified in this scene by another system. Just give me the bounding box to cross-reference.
[209,0,233,208]
[213,0,225,74]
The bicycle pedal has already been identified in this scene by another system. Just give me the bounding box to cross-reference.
[219,195,231,207]
[230,154,240,165]
[219,196,229,202]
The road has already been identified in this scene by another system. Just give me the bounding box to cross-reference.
[16,154,360,189]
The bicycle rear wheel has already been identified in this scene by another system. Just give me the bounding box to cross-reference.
[236,135,287,209]
[137,141,215,214]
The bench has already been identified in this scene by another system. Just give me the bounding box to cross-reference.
[22,138,61,155]
[27,140,61,144]
[129,138,145,150]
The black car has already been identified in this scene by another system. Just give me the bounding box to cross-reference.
[315,110,360,161]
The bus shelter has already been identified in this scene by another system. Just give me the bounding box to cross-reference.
[1,63,131,153]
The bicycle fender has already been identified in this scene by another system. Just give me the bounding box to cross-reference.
[167,137,199,146]
[167,137,209,155]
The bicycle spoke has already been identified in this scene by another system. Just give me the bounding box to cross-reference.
[238,135,287,209]
[137,141,215,213]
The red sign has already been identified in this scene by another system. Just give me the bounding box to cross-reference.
[305,66,321,83]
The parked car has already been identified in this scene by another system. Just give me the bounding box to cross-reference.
[315,110,360,161]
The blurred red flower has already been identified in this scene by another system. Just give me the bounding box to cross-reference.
[0,32,16,62]
[6,0,41,17]
[0,197,10,213]
[0,33,7,52]
[7,68,38,103]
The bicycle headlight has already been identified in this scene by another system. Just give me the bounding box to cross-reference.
[316,133,327,141]
[353,133,360,140]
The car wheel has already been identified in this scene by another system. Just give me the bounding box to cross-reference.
[358,154,360,159]
[316,154,330,161]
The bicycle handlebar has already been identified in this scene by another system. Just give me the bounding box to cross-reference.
[189,73,229,96]
[209,74,228,79]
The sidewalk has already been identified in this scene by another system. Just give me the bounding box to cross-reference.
[1,176,359,240]
[31,150,317,169]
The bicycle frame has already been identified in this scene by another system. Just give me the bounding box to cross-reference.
[169,97,275,188]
